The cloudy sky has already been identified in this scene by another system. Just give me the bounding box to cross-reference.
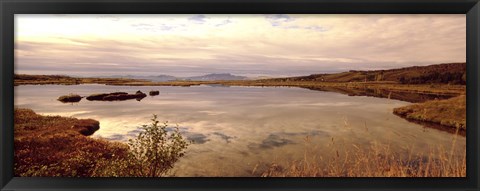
[15,14,465,77]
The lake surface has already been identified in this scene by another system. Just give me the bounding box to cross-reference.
[14,84,466,176]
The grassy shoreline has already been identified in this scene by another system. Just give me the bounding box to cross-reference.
[14,108,129,177]
[393,95,466,131]
[15,74,465,99]
[14,74,149,86]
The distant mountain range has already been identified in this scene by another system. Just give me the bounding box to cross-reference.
[96,73,249,82]
[187,73,248,81]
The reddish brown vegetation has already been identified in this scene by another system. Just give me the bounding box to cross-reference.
[14,108,128,177]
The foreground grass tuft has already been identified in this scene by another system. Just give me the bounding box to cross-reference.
[256,134,466,177]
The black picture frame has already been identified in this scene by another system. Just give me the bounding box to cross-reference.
[1,0,479,190]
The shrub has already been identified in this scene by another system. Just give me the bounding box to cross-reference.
[126,115,190,177]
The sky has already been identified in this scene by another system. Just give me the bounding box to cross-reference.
[15,14,466,77]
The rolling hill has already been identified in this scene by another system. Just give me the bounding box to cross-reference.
[261,62,466,85]
[185,73,247,81]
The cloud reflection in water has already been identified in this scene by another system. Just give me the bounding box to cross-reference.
[14,84,466,176]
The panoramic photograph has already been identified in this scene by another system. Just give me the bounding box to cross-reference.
[14,14,466,177]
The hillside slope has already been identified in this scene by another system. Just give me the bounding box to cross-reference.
[262,62,466,85]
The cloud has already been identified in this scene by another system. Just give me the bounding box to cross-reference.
[215,19,232,27]
[303,25,328,32]
[131,23,157,31]
[96,15,120,21]
[265,14,328,32]
[265,14,294,26]
[188,15,207,24]
[131,23,185,32]
[131,23,154,27]
[15,14,466,77]
[276,24,329,32]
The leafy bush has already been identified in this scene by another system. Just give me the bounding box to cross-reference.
[93,115,190,177]
[15,109,189,177]
[126,115,190,177]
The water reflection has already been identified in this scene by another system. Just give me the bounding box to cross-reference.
[304,86,455,103]
[14,84,466,176]
[212,132,235,143]
[184,132,209,144]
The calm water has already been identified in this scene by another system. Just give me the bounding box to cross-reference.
[14,84,465,176]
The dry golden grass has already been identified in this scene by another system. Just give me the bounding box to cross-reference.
[222,81,465,96]
[14,74,149,86]
[393,95,466,130]
[256,128,466,177]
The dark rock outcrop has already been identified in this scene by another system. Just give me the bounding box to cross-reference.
[86,92,127,101]
[149,90,160,96]
[72,119,100,136]
[86,91,146,101]
[86,93,109,101]
[57,94,83,103]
